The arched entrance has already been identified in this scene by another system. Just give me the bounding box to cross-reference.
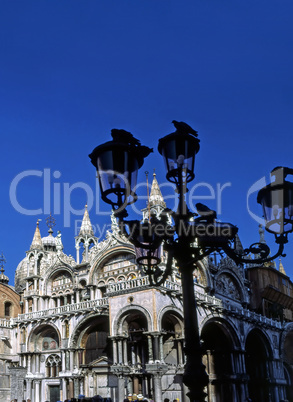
[245,329,272,402]
[122,311,149,396]
[81,316,112,364]
[282,330,293,401]
[161,312,184,365]
[201,320,241,402]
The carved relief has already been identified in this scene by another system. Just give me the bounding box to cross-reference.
[216,274,241,301]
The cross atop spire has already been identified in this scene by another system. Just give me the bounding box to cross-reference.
[30,220,43,250]
[46,213,56,235]
[0,252,9,284]
[0,252,6,274]
[79,205,94,236]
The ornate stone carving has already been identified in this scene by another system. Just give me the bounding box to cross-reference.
[216,274,241,301]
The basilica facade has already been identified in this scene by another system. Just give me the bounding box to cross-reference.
[1,174,293,402]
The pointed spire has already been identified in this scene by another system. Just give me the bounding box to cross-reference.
[79,205,94,236]
[30,220,43,250]
[0,252,9,284]
[149,172,166,209]
[279,258,287,275]
[259,224,266,243]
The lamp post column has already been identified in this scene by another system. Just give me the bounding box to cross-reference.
[179,264,209,402]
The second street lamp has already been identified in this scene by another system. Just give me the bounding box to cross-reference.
[89,122,293,402]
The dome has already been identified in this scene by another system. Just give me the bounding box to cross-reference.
[15,257,28,293]
[0,271,9,284]
[42,228,57,251]
[42,234,56,246]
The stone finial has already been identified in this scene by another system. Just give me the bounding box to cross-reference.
[30,220,43,250]
[79,205,94,236]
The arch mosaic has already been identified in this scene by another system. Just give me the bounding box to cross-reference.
[157,305,184,332]
[27,323,61,352]
[69,313,109,349]
[113,304,153,335]
[89,245,136,283]
[43,265,75,295]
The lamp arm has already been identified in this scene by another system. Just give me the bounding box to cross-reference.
[221,241,286,265]
[146,246,174,286]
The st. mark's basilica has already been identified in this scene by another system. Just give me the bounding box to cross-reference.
[1,173,293,402]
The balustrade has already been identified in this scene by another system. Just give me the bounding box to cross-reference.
[23,289,42,297]
[0,318,12,328]
[13,278,282,330]
[16,297,109,322]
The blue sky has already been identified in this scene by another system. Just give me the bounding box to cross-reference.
[1,0,293,284]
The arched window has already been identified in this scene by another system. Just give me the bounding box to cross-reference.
[4,301,12,317]
[46,354,62,377]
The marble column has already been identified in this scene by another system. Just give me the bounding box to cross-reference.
[25,299,29,314]
[61,350,66,372]
[34,380,40,402]
[26,379,32,401]
[113,339,118,364]
[70,350,74,371]
[65,350,70,371]
[153,335,159,361]
[131,345,136,365]
[118,375,125,401]
[118,339,123,363]
[159,335,164,362]
[76,290,80,304]
[148,335,153,363]
[123,338,128,364]
[153,373,163,402]
[35,353,40,373]
[68,378,74,399]
[84,373,89,397]
[27,354,32,374]
[80,378,84,395]
[73,378,79,398]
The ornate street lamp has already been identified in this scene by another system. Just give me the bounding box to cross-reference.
[257,166,293,236]
[89,122,293,402]
[89,128,153,214]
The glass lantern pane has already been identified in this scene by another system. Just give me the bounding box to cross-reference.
[261,188,284,234]
[135,245,161,267]
[96,148,139,207]
[260,183,293,235]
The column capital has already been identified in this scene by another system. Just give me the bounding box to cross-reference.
[144,331,162,337]
[109,335,128,340]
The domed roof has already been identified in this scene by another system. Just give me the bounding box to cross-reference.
[42,229,56,247]
[0,272,9,284]
[15,256,28,292]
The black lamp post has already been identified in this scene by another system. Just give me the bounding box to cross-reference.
[89,123,293,402]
